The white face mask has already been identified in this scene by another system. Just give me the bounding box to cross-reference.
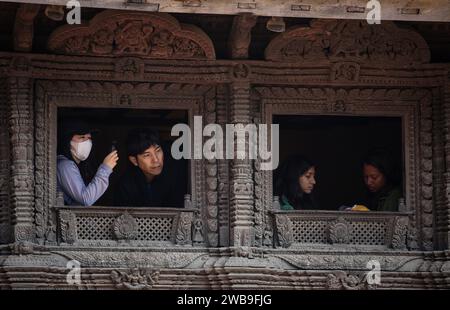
[70,139,92,162]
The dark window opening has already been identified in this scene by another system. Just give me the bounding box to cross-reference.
[273,115,404,211]
[57,107,189,207]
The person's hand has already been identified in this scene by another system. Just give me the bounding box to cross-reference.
[103,150,119,170]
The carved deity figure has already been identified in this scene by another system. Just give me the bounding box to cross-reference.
[115,21,153,55]
[150,30,174,58]
[91,29,114,54]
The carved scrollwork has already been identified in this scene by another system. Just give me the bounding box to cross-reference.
[59,210,77,244]
[113,212,138,241]
[329,217,351,244]
[48,10,215,60]
[275,215,293,248]
[265,20,430,66]
[326,271,370,290]
[110,268,159,290]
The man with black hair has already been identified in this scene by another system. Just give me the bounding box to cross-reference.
[115,128,187,208]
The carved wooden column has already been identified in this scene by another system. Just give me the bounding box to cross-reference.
[13,4,40,52]
[229,65,254,248]
[7,72,35,243]
[216,85,230,246]
[228,13,257,59]
[0,78,10,244]
[444,82,450,249]
[433,87,447,250]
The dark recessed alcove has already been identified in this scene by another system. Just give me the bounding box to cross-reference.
[273,115,403,210]
[58,107,189,206]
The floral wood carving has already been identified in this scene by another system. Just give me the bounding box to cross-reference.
[275,215,293,248]
[110,268,159,290]
[175,212,193,245]
[48,10,215,60]
[113,212,138,241]
[265,20,430,66]
[59,210,77,244]
[391,216,408,250]
[328,217,351,244]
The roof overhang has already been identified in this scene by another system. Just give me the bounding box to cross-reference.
[2,0,450,22]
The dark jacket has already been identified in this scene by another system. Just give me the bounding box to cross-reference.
[364,186,402,212]
[115,153,187,208]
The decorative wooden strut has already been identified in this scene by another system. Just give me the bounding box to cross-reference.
[228,13,257,59]
[265,19,430,66]
[13,4,41,52]
[47,10,216,60]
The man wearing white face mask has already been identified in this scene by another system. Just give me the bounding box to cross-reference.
[57,119,119,206]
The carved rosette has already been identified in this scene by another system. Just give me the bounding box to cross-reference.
[275,215,293,248]
[391,217,408,250]
[48,10,215,60]
[59,210,77,244]
[329,218,351,244]
[110,268,159,290]
[113,213,138,241]
[175,212,193,245]
[265,20,430,66]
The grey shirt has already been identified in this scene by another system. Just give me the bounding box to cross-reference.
[57,155,112,206]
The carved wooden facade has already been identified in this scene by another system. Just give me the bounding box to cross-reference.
[0,11,450,289]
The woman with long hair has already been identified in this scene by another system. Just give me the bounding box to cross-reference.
[275,155,317,210]
[57,119,118,206]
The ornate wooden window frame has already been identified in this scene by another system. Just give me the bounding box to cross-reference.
[34,80,219,247]
[254,86,433,250]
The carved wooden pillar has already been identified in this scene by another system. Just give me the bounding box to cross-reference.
[0,78,10,244]
[229,74,254,247]
[443,83,450,249]
[216,85,230,246]
[13,4,40,52]
[421,94,434,251]
[433,87,447,250]
[7,75,35,243]
[228,13,257,59]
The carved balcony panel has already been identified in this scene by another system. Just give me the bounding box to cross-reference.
[271,210,411,250]
[57,207,196,247]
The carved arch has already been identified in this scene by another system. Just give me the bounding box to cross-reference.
[265,20,430,66]
[47,10,216,60]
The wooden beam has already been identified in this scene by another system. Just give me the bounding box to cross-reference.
[13,3,40,52]
[228,13,257,59]
[2,0,450,22]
